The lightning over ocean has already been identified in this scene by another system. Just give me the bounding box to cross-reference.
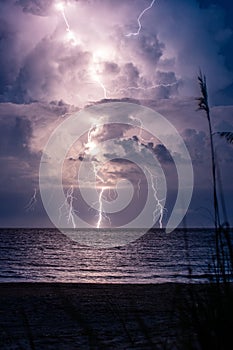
[1,1,233,347]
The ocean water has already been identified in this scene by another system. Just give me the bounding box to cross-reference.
[0,228,229,283]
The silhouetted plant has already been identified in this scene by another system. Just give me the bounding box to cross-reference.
[179,72,233,350]
[198,72,233,283]
[196,71,220,229]
[196,71,228,284]
[216,131,233,144]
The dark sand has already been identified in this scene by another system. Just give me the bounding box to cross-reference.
[0,283,222,349]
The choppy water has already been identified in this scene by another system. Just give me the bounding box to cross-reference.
[0,228,228,283]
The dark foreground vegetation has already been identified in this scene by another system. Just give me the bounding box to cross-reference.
[1,282,232,350]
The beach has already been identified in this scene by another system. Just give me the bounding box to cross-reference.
[0,282,212,349]
[0,229,232,349]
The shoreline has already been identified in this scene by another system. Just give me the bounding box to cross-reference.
[0,281,219,298]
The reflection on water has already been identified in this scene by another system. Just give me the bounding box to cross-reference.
[0,228,223,283]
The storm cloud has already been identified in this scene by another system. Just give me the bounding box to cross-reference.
[0,0,232,105]
[0,0,233,227]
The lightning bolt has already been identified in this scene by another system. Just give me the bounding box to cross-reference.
[128,115,166,228]
[55,1,176,103]
[90,69,108,99]
[137,178,141,198]
[55,2,78,45]
[112,81,178,97]
[90,78,179,102]
[91,49,111,99]
[85,120,165,229]
[126,117,165,228]
[56,2,107,99]
[96,187,105,228]
[89,80,178,102]
[59,185,77,228]
[25,188,37,211]
[145,167,165,228]
[86,125,112,228]
[132,116,165,228]
[129,115,154,145]
[126,0,156,37]
[96,78,108,99]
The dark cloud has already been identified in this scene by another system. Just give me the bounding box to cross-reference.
[45,100,79,116]
[0,109,44,226]
[130,136,173,164]
[122,62,139,86]
[0,113,40,180]
[91,98,141,105]
[0,116,32,156]
[109,158,133,165]
[0,17,19,98]
[15,0,53,16]
[11,34,93,103]
[103,62,120,75]
[155,70,181,98]
[153,144,173,163]
[156,71,178,85]
[182,128,208,164]
[137,33,164,64]
[106,162,144,184]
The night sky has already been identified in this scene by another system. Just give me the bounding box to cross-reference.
[0,0,233,229]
